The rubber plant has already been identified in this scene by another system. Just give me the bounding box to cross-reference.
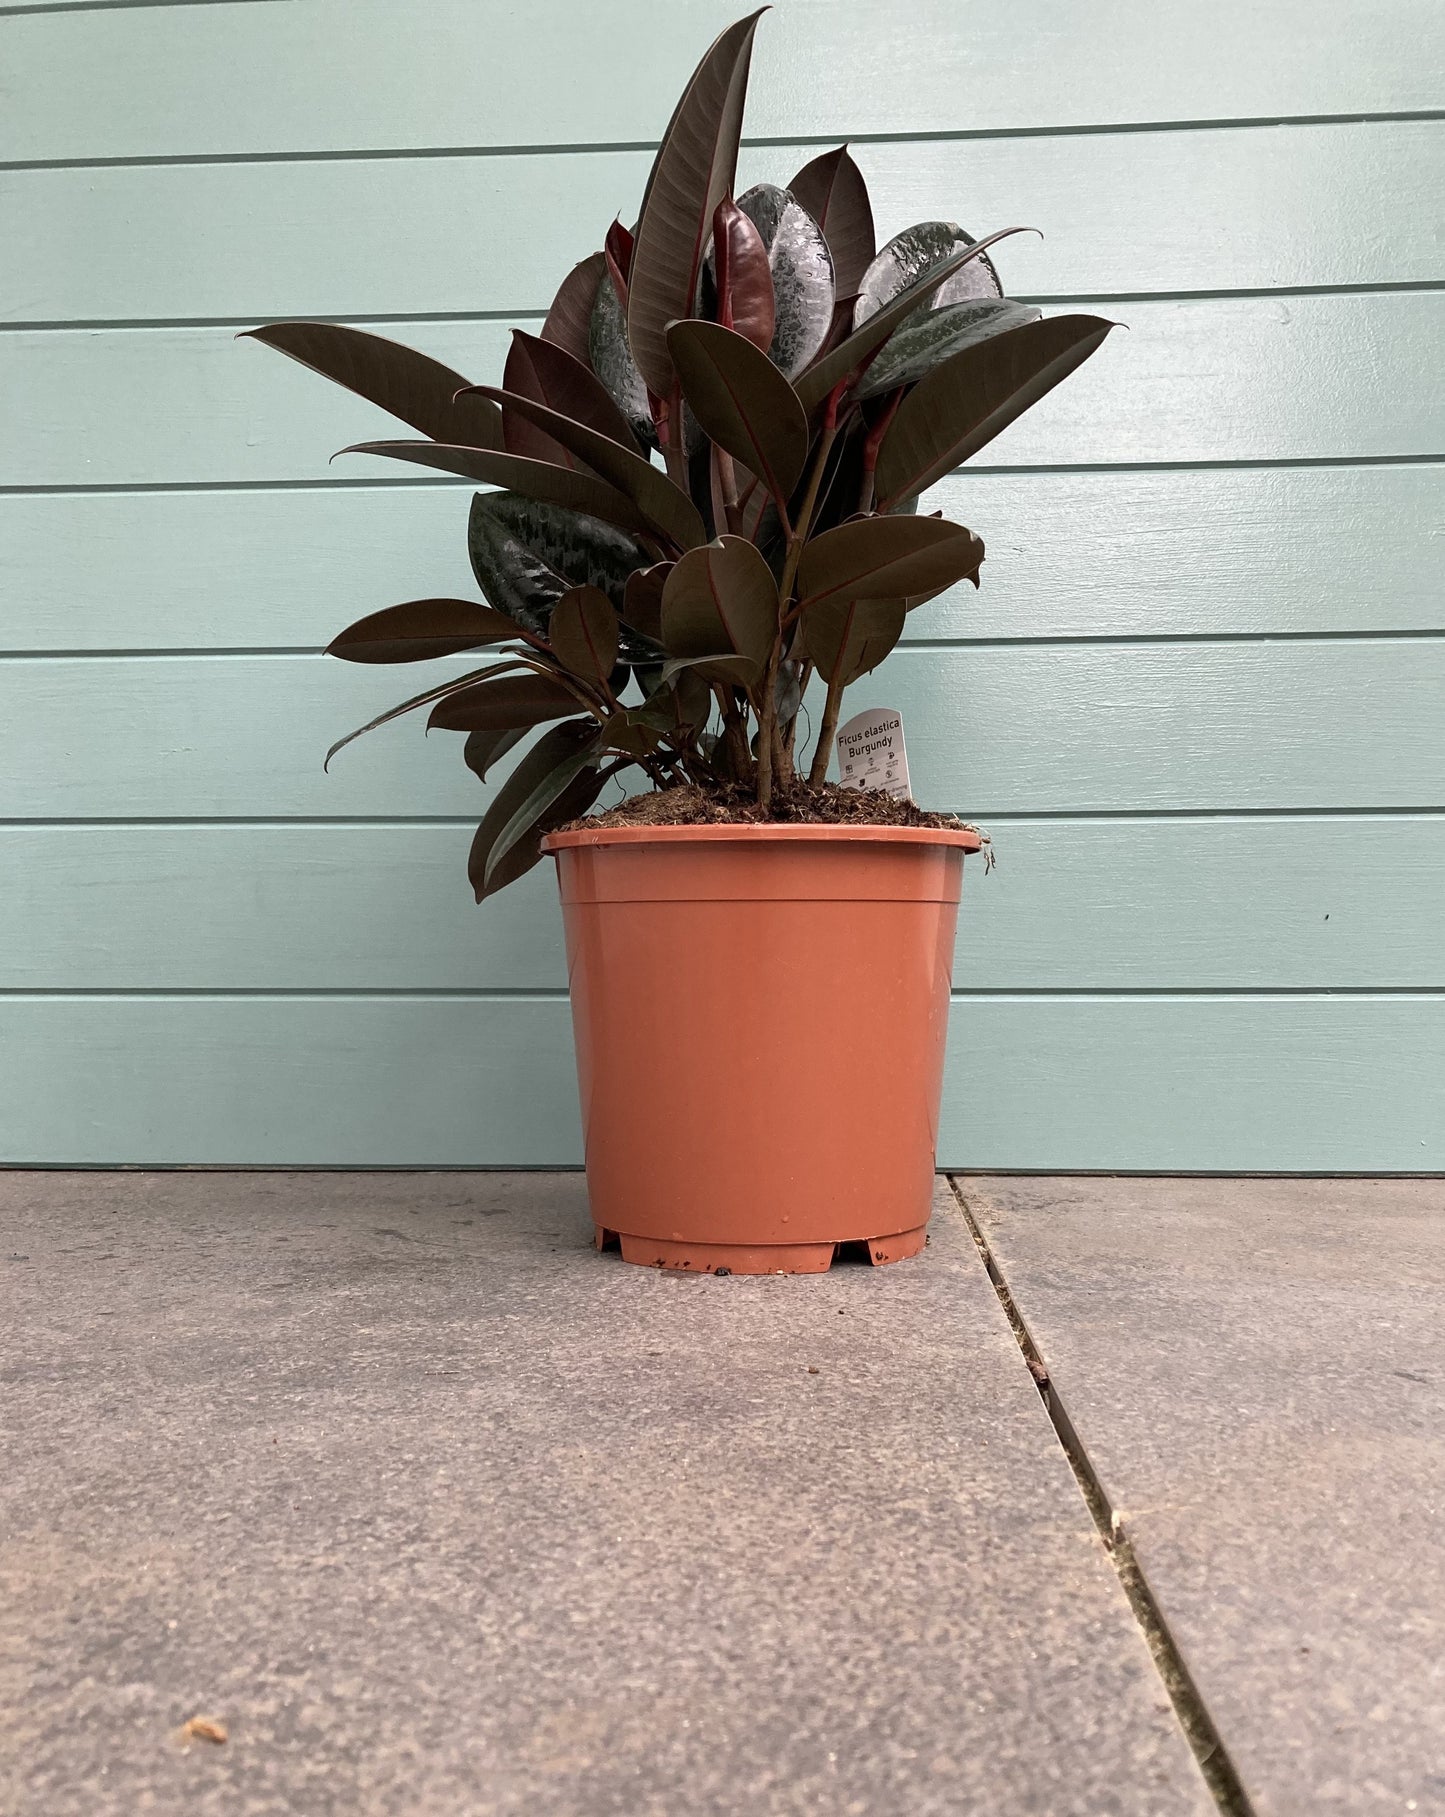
[244,9,1114,904]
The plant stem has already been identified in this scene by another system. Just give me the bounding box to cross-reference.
[783,660,812,759]
[808,673,846,786]
[857,388,903,516]
[758,384,846,812]
[771,716,792,788]
[713,446,741,536]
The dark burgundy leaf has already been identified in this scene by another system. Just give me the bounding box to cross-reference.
[541,253,606,366]
[786,146,876,299]
[326,598,521,664]
[241,322,503,448]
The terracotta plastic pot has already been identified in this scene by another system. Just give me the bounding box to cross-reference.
[540,823,982,1274]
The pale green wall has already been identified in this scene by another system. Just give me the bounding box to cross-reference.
[2,0,1442,1168]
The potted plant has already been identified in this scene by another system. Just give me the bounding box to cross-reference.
[244,10,1114,1273]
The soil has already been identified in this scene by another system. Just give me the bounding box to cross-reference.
[562,780,980,833]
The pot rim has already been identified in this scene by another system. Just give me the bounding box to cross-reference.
[541,821,983,853]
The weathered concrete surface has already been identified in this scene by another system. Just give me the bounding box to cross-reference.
[0,1172,1208,1817]
[964,1174,1445,1817]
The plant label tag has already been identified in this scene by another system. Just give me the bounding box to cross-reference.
[834,707,911,799]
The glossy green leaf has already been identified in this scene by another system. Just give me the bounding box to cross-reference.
[710,196,776,352]
[855,298,1042,400]
[467,387,706,550]
[427,669,591,733]
[799,595,906,687]
[736,183,835,378]
[794,226,1034,411]
[323,662,530,770]
[661,535,779,673]
[467,492,647,636]
[241,322,505,449]
[853,222,1003,331]
[325,598,521,664]
[786,146,877,300]
[874,314,1117,510]
[541,251,605,367]
[483,720,604,888]
[548,584,620,682]
[468,720,603,902]
[666,320,809,507]
[795,516,984,610]
[340,441,651,538]
[626,10,765,399]
[463,725,528,784]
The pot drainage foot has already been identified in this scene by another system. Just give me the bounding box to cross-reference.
[597,1229,930,1273]
[612,1234,837,1275]
[863,1225,928,1266]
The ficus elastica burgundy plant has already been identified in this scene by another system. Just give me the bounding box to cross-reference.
[244,9,1114,900]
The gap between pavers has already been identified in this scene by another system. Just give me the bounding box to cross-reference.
[959,1173,1445,1817]
[2,1170,1213,1817]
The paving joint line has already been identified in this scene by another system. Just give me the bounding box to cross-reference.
[946,1175,1257,1817]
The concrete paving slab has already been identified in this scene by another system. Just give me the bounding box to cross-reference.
[963,1174,1445,1817]
[0,1172,1210,1817]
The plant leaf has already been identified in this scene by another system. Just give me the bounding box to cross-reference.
[794,226,1035,410]
[483,721,603,888]
[503,329,642,467]
[665,537,781,694]
[660,651,762,688]
[630,668,713,736]
[340,440,653,537]
[661,535,778,679]
[736,183,835,378]
[466,387,706,549]
[501,335,576,469]
[605,217,636,280]
[326,598,522,664]
[468,720,603,901]
[625,9,766,399]
[323,662,529,769]
[467,491,648,636]
[463,725,528,783]
[666,319,809,506]
[621,561,673,645]
[799,595,906,688]
[796,516,984,610]
[855,298,1042,400]
[588,257,655,448]
[853,222,1003,331]
[786,146,876,299]
[874,314,1117,510]
[709,196,776,352]
[548,584,620,682]
[541,251,605,366]
[240,323,504,447]
[428,670,593,732]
